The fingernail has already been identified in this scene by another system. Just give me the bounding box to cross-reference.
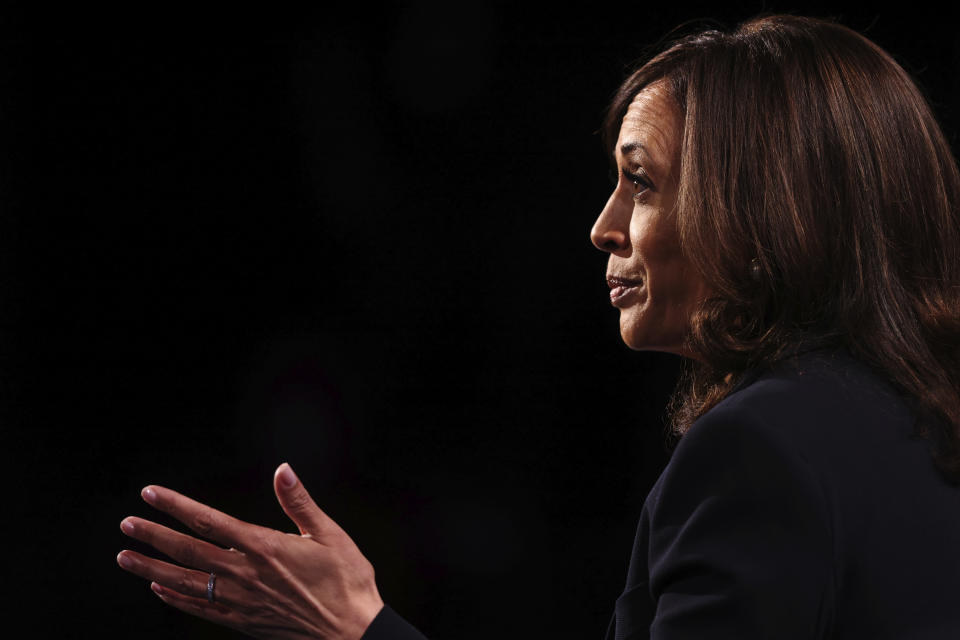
[278,463,298,488]
[151,582,165,596]
[117,552,134,569]
[120,518,135,535]
[141,486,157,504]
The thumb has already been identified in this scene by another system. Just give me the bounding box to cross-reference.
[274,462,334,538]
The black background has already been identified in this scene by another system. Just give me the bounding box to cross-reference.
[7,4,959,638]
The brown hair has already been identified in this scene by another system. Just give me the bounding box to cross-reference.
[604,15,960,483]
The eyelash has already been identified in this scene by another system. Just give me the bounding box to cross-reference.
[617,167,653,201]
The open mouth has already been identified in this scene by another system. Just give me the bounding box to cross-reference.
[606,275,643,306]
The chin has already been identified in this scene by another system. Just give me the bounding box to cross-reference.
[619,320,689,358]
[619,314,655,351]
[619,326,657,352]
[619,328,645,351]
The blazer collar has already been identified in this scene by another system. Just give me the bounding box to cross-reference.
[730,339,841,395]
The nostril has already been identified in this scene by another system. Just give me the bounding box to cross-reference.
[595,230,627,253]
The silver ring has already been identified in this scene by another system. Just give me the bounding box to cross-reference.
[207,572,217,603]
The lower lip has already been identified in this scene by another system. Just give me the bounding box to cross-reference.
[610,284,641,307]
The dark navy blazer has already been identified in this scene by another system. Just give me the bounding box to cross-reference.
[365,348,960,639]
[607,347,960,639]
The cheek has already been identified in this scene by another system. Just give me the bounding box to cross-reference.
[630,215,706,317]
[630,214,683,272]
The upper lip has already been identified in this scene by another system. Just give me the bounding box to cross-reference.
[606,274,643,288]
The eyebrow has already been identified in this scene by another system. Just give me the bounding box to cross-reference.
[618,139,667,182]
[619,142,647,157]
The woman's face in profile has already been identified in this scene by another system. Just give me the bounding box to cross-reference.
[591,82,709,359]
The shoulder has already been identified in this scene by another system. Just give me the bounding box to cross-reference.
[643,351,844,637]
[722,347,908,425]
[684,347,918,472]
[650,346,924,544]
[646,350,872,550]
[653,346,941,555]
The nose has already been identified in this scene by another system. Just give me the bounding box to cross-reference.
[590,190,630,254]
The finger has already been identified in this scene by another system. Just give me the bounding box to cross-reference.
[117,550,248,609]
[121,515,240,573]
[141,485,268,552]
[273,462,338,538]
[149,581,244,631]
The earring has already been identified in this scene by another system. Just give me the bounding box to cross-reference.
[749,258,761,282]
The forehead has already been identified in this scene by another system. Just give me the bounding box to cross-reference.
[616,82,682,171]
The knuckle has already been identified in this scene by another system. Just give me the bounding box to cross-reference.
[230,592,258,615]
[178,541,199,568]
[255,530,282,558]
[135,520,157,545]
[360,560,376,583]
[191,511,217,537]
[176,569,195,595]
[235,563,258,585]
[285,489,312,512]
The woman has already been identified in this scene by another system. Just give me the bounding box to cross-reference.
[117,15,960,639]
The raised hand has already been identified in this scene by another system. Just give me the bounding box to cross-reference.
[117,463,384,639]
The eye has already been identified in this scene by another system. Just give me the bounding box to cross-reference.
[621,167,653,200]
